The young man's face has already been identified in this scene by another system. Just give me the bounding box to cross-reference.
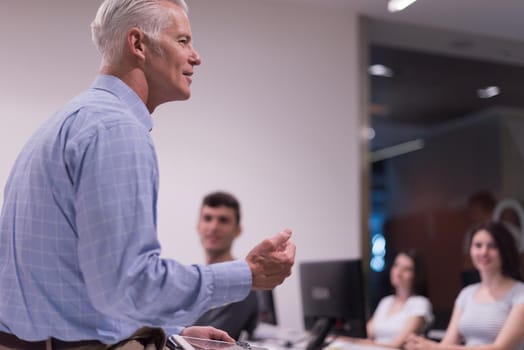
[197,205,241,256]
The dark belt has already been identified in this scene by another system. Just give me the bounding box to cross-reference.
[0,331,105,350]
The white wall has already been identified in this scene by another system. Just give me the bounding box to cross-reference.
[0,0,363,331]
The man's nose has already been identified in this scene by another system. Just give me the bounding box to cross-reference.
[190,47,202,66]
[208,219,219,230]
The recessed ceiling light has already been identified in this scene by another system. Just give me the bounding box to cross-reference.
[477,86,501,99]
[369,64,394,77]
[388,0,418,12]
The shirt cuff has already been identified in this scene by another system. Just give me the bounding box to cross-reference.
[208,260,252,307]
[164,326,185,336]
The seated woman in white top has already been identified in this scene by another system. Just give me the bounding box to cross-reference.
[350,250,433,348]
[406,221,524,350]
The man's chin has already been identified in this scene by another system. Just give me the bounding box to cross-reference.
[170,88,191,102]
[179,92,191,100]
[178,87,191,100]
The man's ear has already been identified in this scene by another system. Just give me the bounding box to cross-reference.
[127,27,146,61]
[235,225,243,238]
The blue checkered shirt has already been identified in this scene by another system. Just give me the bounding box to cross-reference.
[0,75,251,344]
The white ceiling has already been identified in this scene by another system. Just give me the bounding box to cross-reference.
[280,0,524,151]
[286,0,524,44]
[301,0,524,150]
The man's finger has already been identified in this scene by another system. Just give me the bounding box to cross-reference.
[268,229,292,248]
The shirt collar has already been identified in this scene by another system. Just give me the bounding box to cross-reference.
[90,74,153,132]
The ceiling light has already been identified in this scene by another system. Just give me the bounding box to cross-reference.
[388,0,418,13]
[477,86,501,99]
[368,64,394,77]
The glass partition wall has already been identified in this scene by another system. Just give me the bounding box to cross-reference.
[363,18,524,329]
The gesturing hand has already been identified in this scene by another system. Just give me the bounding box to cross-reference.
[245,229,296,290]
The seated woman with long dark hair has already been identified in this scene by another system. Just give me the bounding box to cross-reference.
[349,250,433,348]
[406,221,524,350]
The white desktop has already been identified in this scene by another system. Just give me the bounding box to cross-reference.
[325,340,395,350]
[252,323,397,350]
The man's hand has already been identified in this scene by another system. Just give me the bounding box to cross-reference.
[180,326,235,342]
[246,229,296,290]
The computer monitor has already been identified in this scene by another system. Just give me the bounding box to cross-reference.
[299,259,367,350]
[256,290,278,325]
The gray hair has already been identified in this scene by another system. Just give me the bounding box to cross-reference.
[91,0,188,65]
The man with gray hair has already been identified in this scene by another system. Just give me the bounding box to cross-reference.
[0,1,295,349]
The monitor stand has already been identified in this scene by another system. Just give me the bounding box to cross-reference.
[305,318,335,350]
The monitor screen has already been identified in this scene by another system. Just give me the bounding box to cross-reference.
[256,290,278,325]
[299,259,367,342]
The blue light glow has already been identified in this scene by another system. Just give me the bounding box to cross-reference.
[370,256,385,272]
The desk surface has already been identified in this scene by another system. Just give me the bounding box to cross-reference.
[252,324,398,350]
[325,340,397,350]
[251,339,397,350]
